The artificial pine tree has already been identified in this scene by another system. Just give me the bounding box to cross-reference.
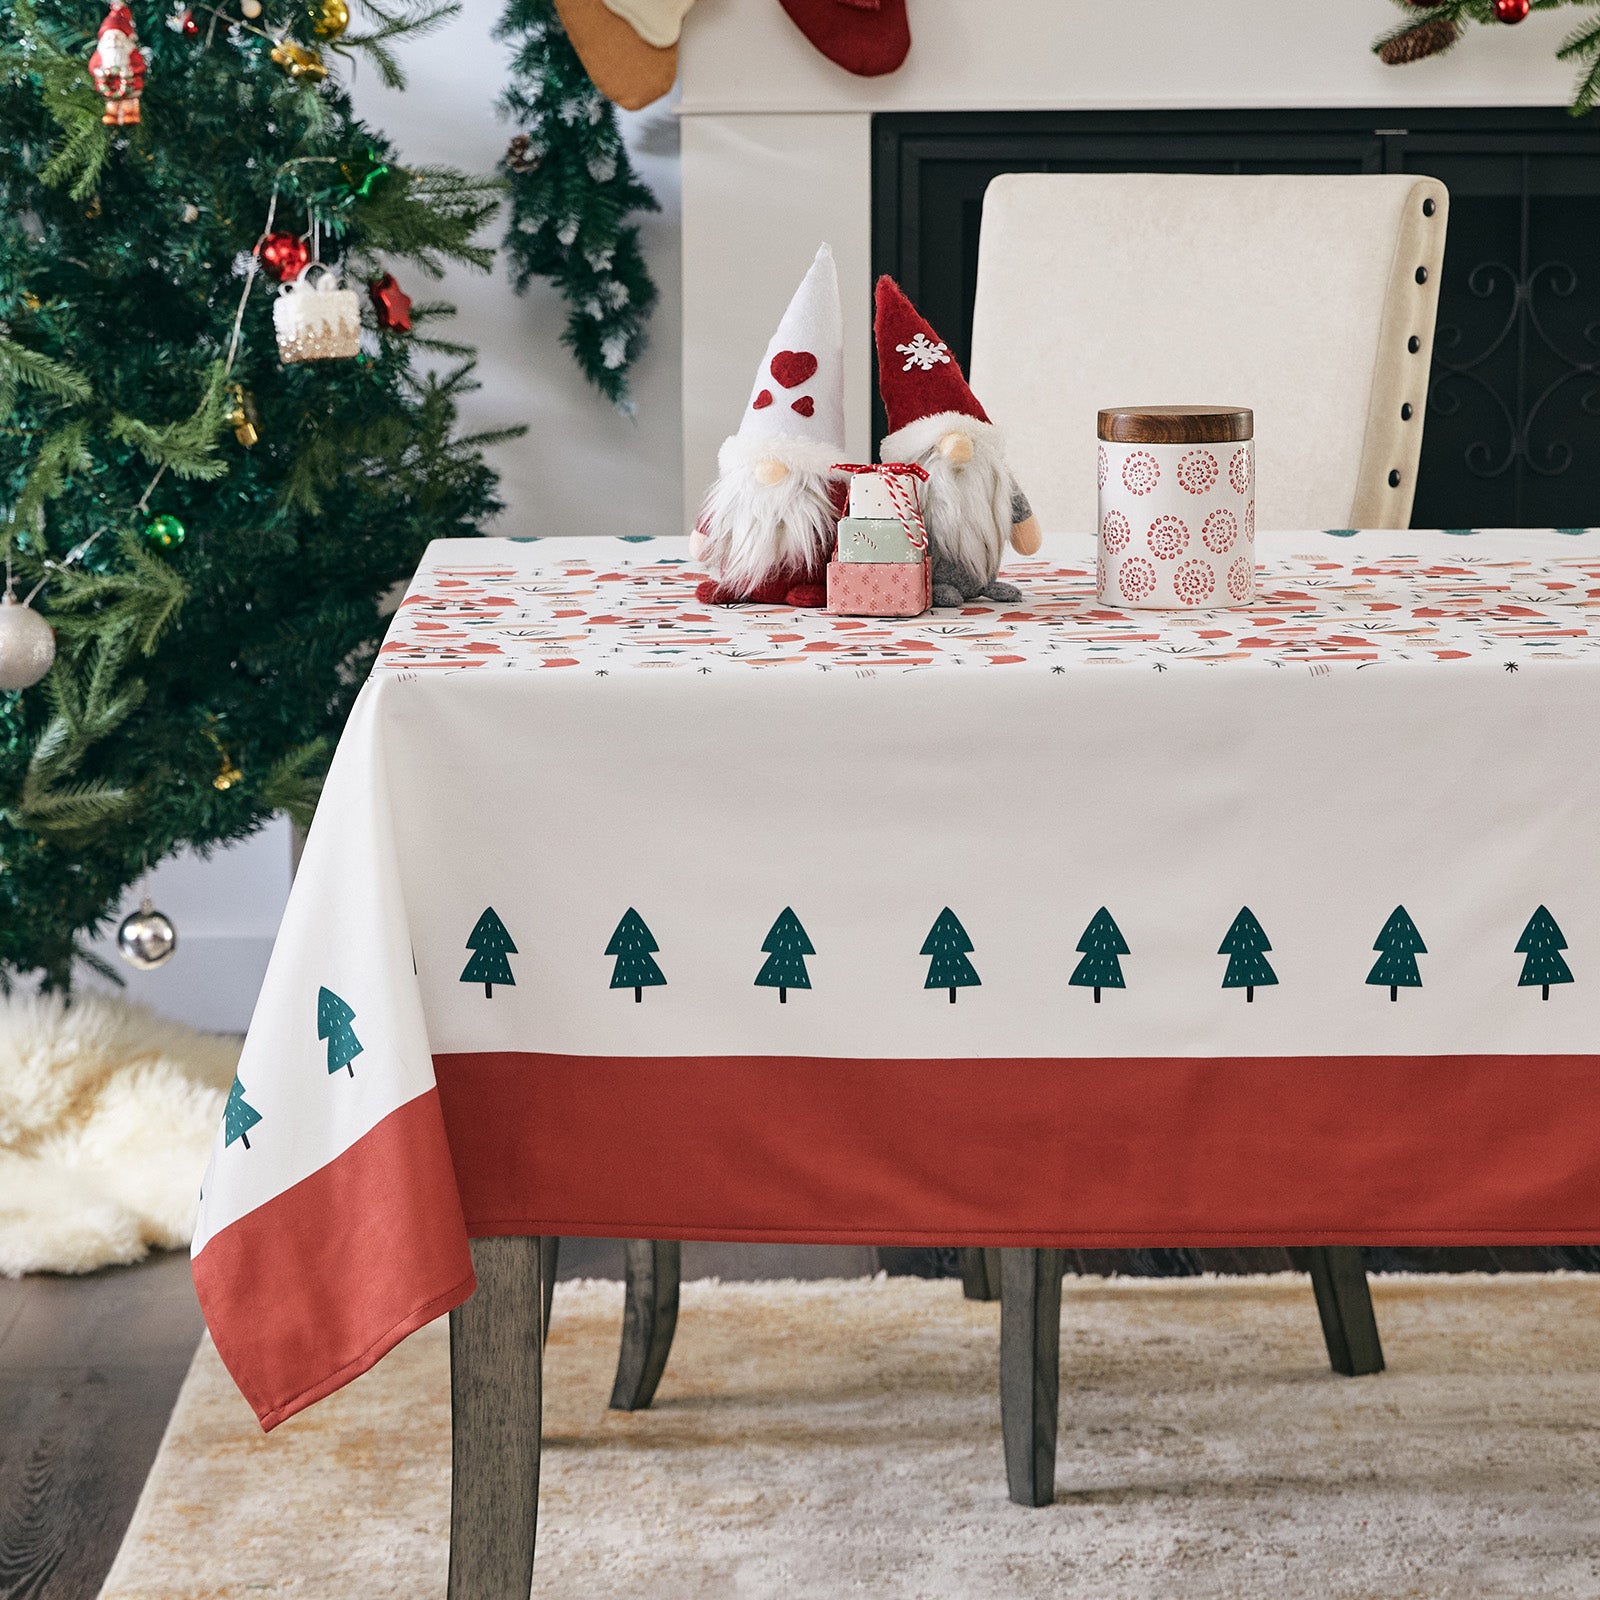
[755,906,812,1002]
[496,0,659,408]
[317,984,362,1075]
[461,905,517,996]
[921,907,979,1003]
[606,905,664,1001]
[0,0,507,991]
[1367,905,1426,1001]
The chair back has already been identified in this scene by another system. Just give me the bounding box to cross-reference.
[968,172,1449,533]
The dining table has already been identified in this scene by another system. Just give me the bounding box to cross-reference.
[192,526,1600,1596]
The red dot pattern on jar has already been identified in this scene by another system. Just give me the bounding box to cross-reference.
[1178,450,1219,495]
[1227,555,1254,602]
[1174,558,1216,605]
[1202,509,1238,554]
[1119,556,1157,601]
[1097,445,1108,490]
[1121,450,1160,496]
[1228,448,1252,495]
[1147,515,1189,561]
[1101,509,1131,555]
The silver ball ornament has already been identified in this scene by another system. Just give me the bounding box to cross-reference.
[0,592,56,691]
[117,898,178,970]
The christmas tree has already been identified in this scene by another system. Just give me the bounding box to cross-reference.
[461,905,517,997]
[1516,904,1573,1001]
[223,1074,261,1149]
[1367,905,1425,1001]
[755,906,812,1002]
[317,984,361,1075]
[922,907,979,1003]
[0,0,507,991]
[606,906,664,1002]
[1069,906,1128,1002]
[1219,906,1276,1002]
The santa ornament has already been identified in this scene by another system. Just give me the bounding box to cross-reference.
[691,243,847,607]
[88,4,146,127]
[874,276,1042,607]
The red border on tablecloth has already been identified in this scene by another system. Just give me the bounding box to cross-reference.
[192,1089,475,1432]
[434,1050,1600,1247]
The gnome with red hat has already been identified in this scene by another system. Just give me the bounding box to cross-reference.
[874,277,1041,607]
[89,4,146,126]
[690,245,848,607]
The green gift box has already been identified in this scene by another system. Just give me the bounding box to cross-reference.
[836,517,926,564]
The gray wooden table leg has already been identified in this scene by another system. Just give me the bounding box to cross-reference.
[609,1239,681,1412]
[448,1236,544,1600]
[999,1247,1064,1508]
[959,1246,1004,1302]
[539,1236,559,1338]
[1296,1246,1385,1377]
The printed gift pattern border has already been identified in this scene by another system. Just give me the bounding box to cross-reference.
[376,532,1600,675]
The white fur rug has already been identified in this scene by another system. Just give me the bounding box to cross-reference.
[0,991,238,1276]
[101,1273,1600,1599]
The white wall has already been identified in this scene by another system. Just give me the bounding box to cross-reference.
[106,0,684,1030]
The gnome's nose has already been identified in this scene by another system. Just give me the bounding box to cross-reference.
[938,431,973,466]
[753,457,790,486]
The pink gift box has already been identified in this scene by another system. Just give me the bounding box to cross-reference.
[826,558,930,617]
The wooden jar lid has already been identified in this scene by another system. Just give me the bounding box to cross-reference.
[1097,406,1253,444]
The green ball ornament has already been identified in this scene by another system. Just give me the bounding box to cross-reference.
[145,514,186,550]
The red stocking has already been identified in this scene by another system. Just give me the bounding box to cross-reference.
[776,0,909,76]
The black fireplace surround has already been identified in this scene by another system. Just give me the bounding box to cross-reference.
[871,108,1600,530]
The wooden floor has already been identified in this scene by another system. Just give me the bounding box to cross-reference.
[4,1240,1596,1600]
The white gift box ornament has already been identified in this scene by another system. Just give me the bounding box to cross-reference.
[1097,406,1256,610]
[273,264,361,364]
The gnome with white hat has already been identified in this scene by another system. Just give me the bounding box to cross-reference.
[691,245,848,607]
[874,276,1042,608]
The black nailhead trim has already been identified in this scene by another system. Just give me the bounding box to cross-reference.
[1401,403,1413,421]
[1415,266,1428,284]
[1388,469,1402,488]
[1408,336,1421,353]
[1423,198,1436,217]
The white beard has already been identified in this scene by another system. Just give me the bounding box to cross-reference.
[695,435,841,594]
[881,414,1011,587]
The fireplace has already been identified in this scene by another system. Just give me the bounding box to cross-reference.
[871,108,1600,529]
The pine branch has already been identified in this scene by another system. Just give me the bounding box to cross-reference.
[0,334,91,413]
[107,364,230,481]
[260,739,330,828]
[2,1,111,200]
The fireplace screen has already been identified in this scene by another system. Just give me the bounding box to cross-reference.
[871,108,1600,529]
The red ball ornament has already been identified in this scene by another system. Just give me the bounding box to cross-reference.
[258,232,309,282]
[369,272,412,332]
[1492,0,1530,20]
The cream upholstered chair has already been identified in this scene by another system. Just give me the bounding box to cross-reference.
[965,170,1449,1508]
[969,171,1449,536]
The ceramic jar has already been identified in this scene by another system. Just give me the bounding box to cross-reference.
[1096,406,1256,609]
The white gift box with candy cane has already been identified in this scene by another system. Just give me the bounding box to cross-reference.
[827,461,931,615]
[1097,407,1257,610]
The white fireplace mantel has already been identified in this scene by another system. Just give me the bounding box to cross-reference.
[676,0,1573,524]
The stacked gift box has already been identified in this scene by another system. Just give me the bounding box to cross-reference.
[826,463,932,617]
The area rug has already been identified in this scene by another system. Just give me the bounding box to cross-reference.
[99,1272,1600,1598]
[0,990,238,1275]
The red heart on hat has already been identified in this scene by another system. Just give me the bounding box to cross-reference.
[791,395,815,417]
[752,389,773,410]
[770,350,818,388]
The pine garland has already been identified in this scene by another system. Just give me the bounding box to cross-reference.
[496,0,659,411]
[0,0,509,988]
[1375,0,1600,113]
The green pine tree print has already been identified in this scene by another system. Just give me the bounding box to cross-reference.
[607,908,666,1001]
[1516,905,1573,1000]
[923,908,980,1003]
[1219,907,1277,1002]
[755,908,814,1002]
[461,907,518,998]
[317,987,362,1077]
[1367,905,1426,1001]
[1069,907,1128,1002]
[223,1076,262,1150]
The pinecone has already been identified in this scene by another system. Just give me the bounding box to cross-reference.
[1379,15,1459,63]
[505,133,540,174]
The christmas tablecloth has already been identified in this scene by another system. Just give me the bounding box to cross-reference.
[194,529,1600,1429]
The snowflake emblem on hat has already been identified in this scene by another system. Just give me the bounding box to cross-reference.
[896,332,951,372]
